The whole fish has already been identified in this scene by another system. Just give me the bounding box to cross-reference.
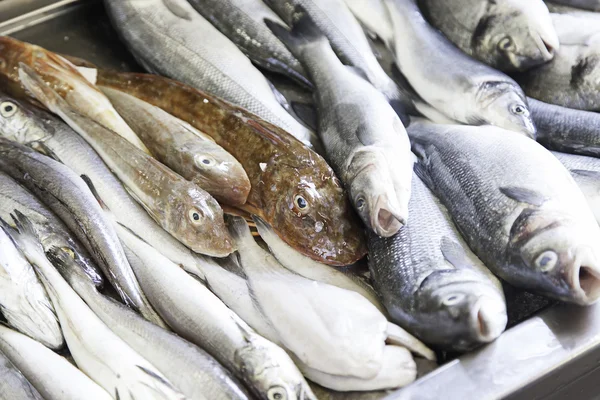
[368,174,507,351]
[268,11,413,236]
[547,0,600,11]
[419,0,558,72]
[409,121,600,305]
[18,64,234,257]
[8,212,186,400]
[385,0,536,137]
[552,151,600,224]
[95,70,366,266]
[0,324,112,400]
[116,224,316,400]
[51,247,251,400]
[0,138,160,323]
[517,12,600,111]
[528,97,600,156]
[342,0,395,47]
[103,0,315,146]
[0,348,43,400]
[0,36,149,152]
[0,222,62,349]
[187,0,311,88]
[100,87,251,206]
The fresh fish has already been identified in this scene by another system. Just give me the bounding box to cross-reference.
[7,212,186,400]
[116,223,316,400]
[103,0,315,146]
[552,151,600,225]
[0,138,160,323]
[342,0,395,47]
[0,324,111,400]
[268,11,413,236]
[0,36,149,152]
[18,64,234,257]
[409,120,600,305]
[385,0,536,137]
[517,12,600,111]
[528,97,600,156]
[186,0,311,88]
[419,0,558,72]
[0,348,44,400]
[254,216,384,313]
[50,247,251,400]
[100,87,251,206]
[368,174,507,351]
[547,0,600,11]
[264,0,407,114]
[228,217,434,379]
[95,70,366,266]
[309,382,390,400]
[0,222,62,349]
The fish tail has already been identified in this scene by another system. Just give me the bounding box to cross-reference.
[265,6,327,55]
[227,215,254,245]
[46,246,77,277]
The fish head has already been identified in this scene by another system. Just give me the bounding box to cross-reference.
[165,183,234,257]
[0,94,50,145]
[506,208,600,305]
[473,1,558,71]
[260,157,367,267]
[413,268,507,350]
[346,150,407,237]
[477,84,536,138]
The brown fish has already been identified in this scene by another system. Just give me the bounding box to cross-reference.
[96,70,366,266]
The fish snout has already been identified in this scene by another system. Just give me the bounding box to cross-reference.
[566,246,600,305]
[469,296,507,343]
[370,194,406,237]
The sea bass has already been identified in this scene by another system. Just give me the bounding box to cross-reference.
[0,349,43,400]
[95,70,366,266]
[409,121,600,305]
[0,36,149,152]
[268,10,413,236]
[546,0,600,11]
[386,0,536,137]
[18,64,234,257]
[103,0,315,146]
[419,0,558,71]
[101,87,251,206]
[368,174,507,351]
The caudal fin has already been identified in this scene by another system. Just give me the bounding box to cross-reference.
[265,6,327,56]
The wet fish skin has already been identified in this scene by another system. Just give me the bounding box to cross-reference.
[18,64,233,257]
[386,0,536,137]
[342,0,395,47]
[419,0,558,72]
[0,347,44,400]
[409,121,600,305]
[547,0,600,11]
[368,174,507,351]
[95,70,366,266]
[101,87,251,206]
[0,37,149,152]
[104,0,315,146]
[0,325,112,400]
[268,11,412,237]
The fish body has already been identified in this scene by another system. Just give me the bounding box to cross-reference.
[409,121,600,305]
[18,65,233,257]
[104,0,315,146]
[368,174,507,351]
[386,0,536,137]
[0,348,43,400]
[0,37,149,152]
[95,70,366,266]
[0,325,111,400]
[419,0,558,71]
[547,0,600,11]
[342,0,395,47]
[268,11,413,236]
[100,87,251,206]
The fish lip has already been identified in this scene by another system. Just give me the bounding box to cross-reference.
[370,194,406,237]
[566,247,600,305]
[469,296,507,342]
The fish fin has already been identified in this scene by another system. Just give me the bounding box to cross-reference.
[345,66,370,82]
[291,102,318,131]
[389,100,411,127]
[17,63,69,115]
[215,254,248,279]
[412,155,436,192]
[227,216,254,244]
[80,175,110,212]
[8,210,45,259]
[161,0,193,20]
[386,322,436,361]
[499,186,547,206]
[440,236,471,270]
[571,169,600,179]
[267,80,290,110]
[265,6,327,54]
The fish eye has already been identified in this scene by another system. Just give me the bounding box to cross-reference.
[442,293,465,306]
[294,195,309,211]
[194,154,216,168]
[0,101,17,118]
[188,209,203,224]
[498,37,514,51]
[535,250,558,272]
[356,197,365,209]
[510,104,528,116]
[267,386,287,400]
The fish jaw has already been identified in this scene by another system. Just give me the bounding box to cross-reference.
[369,194,406,238]
[469,295,508,343]
[565,245,600,305]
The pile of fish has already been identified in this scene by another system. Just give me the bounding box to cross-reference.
[1,0,600,397]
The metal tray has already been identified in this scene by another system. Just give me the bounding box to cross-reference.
[2,2,600,399]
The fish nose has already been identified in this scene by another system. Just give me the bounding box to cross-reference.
[370,194,406,237]
[567,246,600,305]
[470,296,507,342]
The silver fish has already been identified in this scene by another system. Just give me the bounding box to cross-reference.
[103,0,315,146]
[419,0,558,71]
[368,174,507,351]
[342,0,395,47]
[409,120,600,305]
[546,0,600,11]
[385,0,536,137]
[0,324,112,400]
[268,11,413,236]
[0,348,44,400]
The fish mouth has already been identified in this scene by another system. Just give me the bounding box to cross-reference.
[567,247,600,305]
[370,194,406,237]
[469,296,507,342]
